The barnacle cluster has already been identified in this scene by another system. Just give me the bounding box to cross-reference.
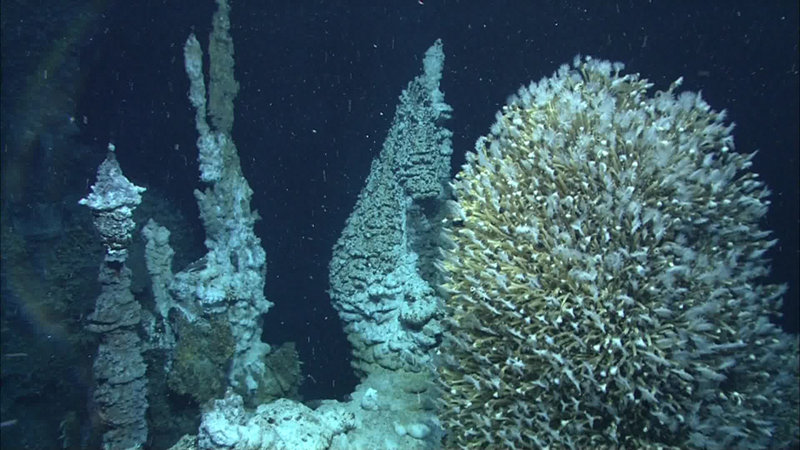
[437,56,799,449]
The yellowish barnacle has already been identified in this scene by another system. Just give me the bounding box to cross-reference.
[438,56,797,450]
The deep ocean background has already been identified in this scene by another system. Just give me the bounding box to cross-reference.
[1,0,798,439]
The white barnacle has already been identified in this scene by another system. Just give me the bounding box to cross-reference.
[563,367,581,392]
[506,356,526,375]
[463,374,482,390]
[638,386,658,404]
[499,297,516,311]
[498,250,510,263]
[695,364,727,382]
[494,273,509,291]
[653,306,673,318]
[505,326,525,340]
[536,314,548,324]
[484,303,501,316]
[643,350,671,366]
[615,374,632,391]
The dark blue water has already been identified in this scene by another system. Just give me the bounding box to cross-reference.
[1,1,797,448]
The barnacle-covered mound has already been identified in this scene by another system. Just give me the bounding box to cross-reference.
[437,56,799,449]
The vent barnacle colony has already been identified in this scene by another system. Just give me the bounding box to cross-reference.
[436,56,799,449]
